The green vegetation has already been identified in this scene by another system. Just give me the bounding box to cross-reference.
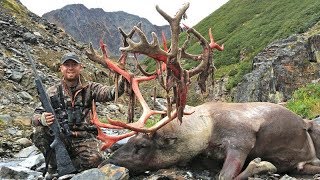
[1,0,27,15]
[286,83,320,119]
[195,0,320,66]
[0,119,4,129]
[144,0,320,90]
[224,60,252,91]
[144,114,163,128]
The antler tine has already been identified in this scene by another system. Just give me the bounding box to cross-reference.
[179,26,223,93]
[109,110,177,133]
[85,42,106,67]
[179,33,201,61]
[118,27,132,48]
[151,32,160,47]
[86,41,129,79]
[90,100,125,130]
[119,22,141,39]
[108,108,195,134]
[98,128,136,150]
[120,27,169,62]
[156,2,190,55]
[155,2,189,26]
[118,22,142,48]
[155,5,173,24]
[90,100,136,150]
[209,28,224,50]
[161,31,169,52]
[183,27,211,78]
[137,63,157,76]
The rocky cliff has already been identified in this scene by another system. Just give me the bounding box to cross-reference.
[234,33,320,103]
[42,4,171,57]
[209,28,320,103]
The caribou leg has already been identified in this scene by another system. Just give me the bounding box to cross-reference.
[218,148,248,180]
[292,164,320,174]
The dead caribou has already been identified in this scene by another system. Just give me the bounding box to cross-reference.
[104,102,320,179]
[84,3,320,179]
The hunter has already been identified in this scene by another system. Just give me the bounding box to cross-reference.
[30,52,125,178]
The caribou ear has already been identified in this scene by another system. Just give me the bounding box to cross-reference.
[304,119,317,131]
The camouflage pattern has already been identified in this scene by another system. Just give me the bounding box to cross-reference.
[32,126,104,172]
[32,75,125,126]
[31,75,125,172]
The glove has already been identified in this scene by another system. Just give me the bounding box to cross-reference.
[40,113,49,126]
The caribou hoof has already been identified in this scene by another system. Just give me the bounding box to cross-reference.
[244,157,277,176]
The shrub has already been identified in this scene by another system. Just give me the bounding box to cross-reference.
[286,83,320,119]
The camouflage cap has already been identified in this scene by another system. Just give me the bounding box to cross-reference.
[61,52,81,64]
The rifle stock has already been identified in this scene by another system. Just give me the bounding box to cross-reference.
[24,43,76,176]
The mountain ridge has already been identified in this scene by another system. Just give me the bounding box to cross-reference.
[42,4,171,57]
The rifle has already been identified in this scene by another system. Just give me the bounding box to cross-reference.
[24,43,76,176]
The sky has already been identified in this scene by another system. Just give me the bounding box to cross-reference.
[19,0,229,26]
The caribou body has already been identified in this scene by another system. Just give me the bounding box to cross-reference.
[104,102,320,179]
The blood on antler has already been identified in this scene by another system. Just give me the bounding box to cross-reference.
[90,99,136,150]
[86,2,224,149]
[118,3,224,123]
[86,23,170,149]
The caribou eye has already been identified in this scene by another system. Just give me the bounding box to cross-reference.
[164,137,177,146]
[134,143,147,154]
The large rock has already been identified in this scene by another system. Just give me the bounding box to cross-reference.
[234,34,320,103]
[14,145,39,158]
[70,164,129,180]
[0,166,42,180]
[309,34,320,63]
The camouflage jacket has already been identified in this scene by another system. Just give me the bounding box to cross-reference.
[31,75,125,130]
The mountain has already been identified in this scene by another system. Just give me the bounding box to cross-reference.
[42,4,171,57]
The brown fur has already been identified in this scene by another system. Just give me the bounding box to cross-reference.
[104,102,320,179]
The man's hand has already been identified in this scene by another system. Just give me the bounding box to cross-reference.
[40,112,55,126]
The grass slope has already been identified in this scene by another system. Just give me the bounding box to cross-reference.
[180,0,320,89]
[195,0,320,66]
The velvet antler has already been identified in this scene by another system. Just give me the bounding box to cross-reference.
[86,3,224,149]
